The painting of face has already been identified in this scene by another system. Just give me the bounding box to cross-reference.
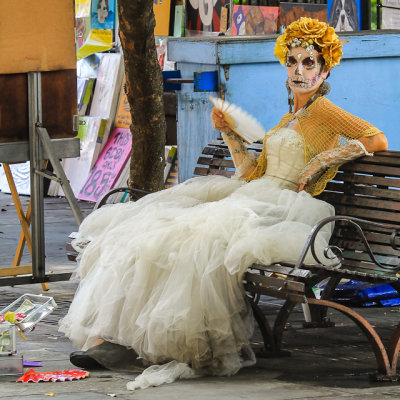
[286,46,328,95]
[97,0,109,24]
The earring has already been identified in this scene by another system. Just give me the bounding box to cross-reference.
[286,79,294,113]
[317,81,331,96]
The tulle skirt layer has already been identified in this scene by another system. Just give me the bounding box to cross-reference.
[59,175,334,376]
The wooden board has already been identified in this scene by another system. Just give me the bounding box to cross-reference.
[0,0,76,74]
[0,69,77,142]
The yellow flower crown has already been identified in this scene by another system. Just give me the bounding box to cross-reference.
[274,17,343,71]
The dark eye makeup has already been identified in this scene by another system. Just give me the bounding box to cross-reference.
[286,55,317,70]
[302,57,316,69]
[286,56,297,67]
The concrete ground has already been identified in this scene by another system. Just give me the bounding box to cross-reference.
[1,191,400,399]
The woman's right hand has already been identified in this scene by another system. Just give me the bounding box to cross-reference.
[211,108,231,134]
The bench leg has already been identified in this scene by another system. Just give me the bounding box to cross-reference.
[249,300,290,357]
[303,276,340,328]
[308,298,399,381]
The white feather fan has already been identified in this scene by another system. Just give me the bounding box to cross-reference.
[209,96,265,144]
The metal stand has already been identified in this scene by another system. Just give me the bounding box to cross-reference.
[0,71,83,286]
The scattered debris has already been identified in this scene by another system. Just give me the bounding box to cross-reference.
[23,361,43,368]
[17,369,90,383]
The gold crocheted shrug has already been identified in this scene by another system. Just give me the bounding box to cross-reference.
[245,97,381,196]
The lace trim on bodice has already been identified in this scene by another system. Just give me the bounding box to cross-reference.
[266,127,304,149]
[261,128,305,191]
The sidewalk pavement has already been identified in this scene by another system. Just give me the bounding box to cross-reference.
[1,192,400,399]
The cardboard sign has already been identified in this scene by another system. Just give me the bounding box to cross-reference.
[154,0,172,36]
[114,89,132,129]
[0,0,76,74]
[78,128,132,202]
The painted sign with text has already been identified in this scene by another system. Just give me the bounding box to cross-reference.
[78,128,132,202]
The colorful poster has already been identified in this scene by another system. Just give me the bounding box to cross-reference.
[114,89,132,129]
[78,128,132,202]
[328,0,362,31]
[91,0,116,30]
[231,6,279,35]
[154,0,172,36]
[279,2,327,32]
[186,0,230,35]
[59,116,107,197]
[76,0,91,17]
[77,29,113,61]
[76,1,114,60]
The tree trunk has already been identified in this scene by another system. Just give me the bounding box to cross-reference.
[117,1,166,192]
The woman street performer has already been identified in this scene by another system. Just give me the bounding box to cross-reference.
[60,18,387,390]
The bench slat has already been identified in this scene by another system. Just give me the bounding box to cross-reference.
[324,193,400,212]
[341,163,400,178]
[197,156,234,168]
[193,167,234,177]
[323,182,400,201]
[245,272,305,292]
[251,263,311,278]
[333,205,400,224]
[243,283,307,303]
[327,172,400,189]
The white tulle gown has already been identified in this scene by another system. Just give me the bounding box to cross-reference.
[59,128,335,389]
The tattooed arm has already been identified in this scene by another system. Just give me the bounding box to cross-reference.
[211,108,256,178]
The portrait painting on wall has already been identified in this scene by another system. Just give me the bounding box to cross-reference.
[279,2,327,32]
[231,5,279,36]
[91,0,115,30]
[328,0,362,31]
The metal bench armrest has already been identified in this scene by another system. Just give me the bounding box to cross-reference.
[294,215,400,272]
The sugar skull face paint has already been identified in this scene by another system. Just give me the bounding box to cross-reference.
[286,46,328,94]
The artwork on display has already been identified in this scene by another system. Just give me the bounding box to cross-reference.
[328,0,362,31]
[279,2,327,32]
[91,0,116,30]
[89,52,125,168]
[0,162,30,195]
[76,0,115,60]
[231,6,279,35]
[59,116,107,197]
[186,0,230,36]
[78,128,132,202]
[76,0,91,18]
[114,88,132,130]
[154,0,173,36]
[381,0,400,29]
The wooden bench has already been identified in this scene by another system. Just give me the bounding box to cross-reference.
[68,139,400,381]
[195,139,400,381]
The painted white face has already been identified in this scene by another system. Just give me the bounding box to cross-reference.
[286,46,328,95]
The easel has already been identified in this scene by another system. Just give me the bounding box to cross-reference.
[0,72,83,287]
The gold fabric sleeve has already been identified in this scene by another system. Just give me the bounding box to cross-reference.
[243,97,383,196]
